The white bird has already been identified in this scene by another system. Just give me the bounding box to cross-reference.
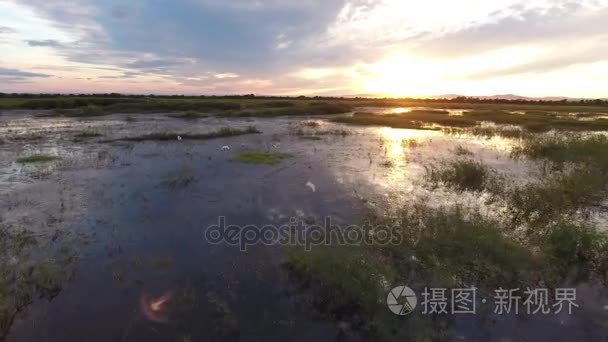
[221,145,230,151]
[306,181,316,192]
[177,136,183,141]
[271,142,280,149]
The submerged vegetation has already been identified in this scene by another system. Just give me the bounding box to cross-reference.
[17,154,59,163]
[424,159,499,192]
[234,152,292,165]
[162,165,197,189]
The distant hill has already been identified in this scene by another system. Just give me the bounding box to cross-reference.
[434,94,607,101]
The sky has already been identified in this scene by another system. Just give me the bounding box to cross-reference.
[0,0,607,98]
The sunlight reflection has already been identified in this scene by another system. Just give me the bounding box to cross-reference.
[374,127,441,191]
[377,127,437,163]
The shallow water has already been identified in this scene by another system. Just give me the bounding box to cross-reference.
[1,110,607,341]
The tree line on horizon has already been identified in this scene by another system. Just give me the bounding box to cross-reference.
[0,92,606,106]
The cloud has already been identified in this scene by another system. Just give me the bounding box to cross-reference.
[26,39,64,47]
[98,71,142,79]
[11,0,348,75]
[410,3,608,59]
[0,26,16,34]
[3,0,608,95]
[0,67,50,78]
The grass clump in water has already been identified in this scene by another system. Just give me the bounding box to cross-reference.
[508,166,606,227]
[425,159,499,192]
[454,145,473,156]
[234,152,292,165]
[168,111,208,120]
[74,131,102,141]
[286,245,397,336]
[299,135,323,141]
[0,226,76,339]
[512,134,608,167]
[443,126,527,139]
[508,134,608,227]
[17,154,59,164]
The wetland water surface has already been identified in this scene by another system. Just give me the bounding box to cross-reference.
[1,110,607,341]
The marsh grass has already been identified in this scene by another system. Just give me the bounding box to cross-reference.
[285,134,608,340]
[443,126,527,139]
[512,134,608,166]
[332,112,437,130]
[284,203,544,340]
[392,205,537,287]
[0,226,75,339]
[454,145,473,156]
[301,120,320,128]
[74,131,102,141]
[425,159,501,192]
[543,222,608,281]
[299,135,323,141]
[335,110,608,132]
[234,152,292,165]
[52,105,107,117]
[286,245,395,326]
[462,110,608,132]
[17,154,59,163]
[222,102,352,117]
[402,138,420,148]
[380,160,394,168]
[508,165,606,227]
[260,100,296,108]
[508,134,608,227]
[168,111,208,120]
[294,127,350,138]
[117,126,260,142]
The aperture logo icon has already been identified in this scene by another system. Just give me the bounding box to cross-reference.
[387,286,417,315]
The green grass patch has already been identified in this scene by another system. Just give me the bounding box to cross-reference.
[234,152,292,165]
[17,154,59,163]
[299,135,323,141]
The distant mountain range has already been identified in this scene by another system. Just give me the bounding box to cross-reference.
[433,94,607,101]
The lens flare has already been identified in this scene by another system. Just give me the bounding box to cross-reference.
[140,291,173,323]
